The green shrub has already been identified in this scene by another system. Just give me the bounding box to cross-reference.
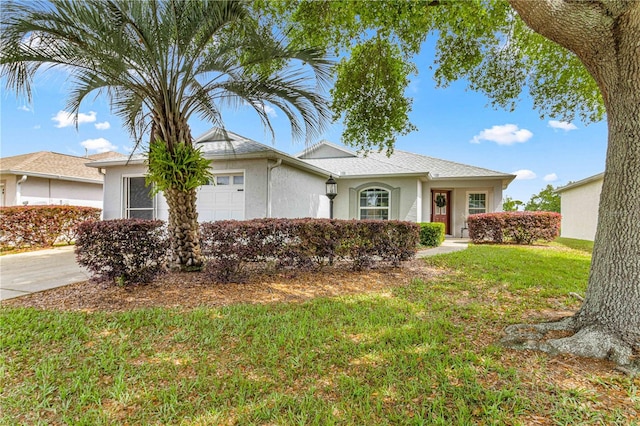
[419,222,445,247]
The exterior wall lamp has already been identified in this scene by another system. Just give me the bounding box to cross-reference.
[325,175,338,219]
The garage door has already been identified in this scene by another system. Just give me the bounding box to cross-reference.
[197,173,245,221]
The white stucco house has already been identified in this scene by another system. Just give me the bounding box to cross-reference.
[88,128,516,237]
[556,172,604,241]
[0,151,123,208]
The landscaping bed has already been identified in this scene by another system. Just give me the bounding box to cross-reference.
[1,259,434,312]
[2,242,638,424]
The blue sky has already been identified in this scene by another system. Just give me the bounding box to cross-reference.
[0,39,608,204]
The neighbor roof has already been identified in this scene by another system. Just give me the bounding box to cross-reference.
[0,151,123,183]
[556,172,604,193]
[297,142,516,181]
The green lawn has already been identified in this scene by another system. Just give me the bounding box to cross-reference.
[2,243,637,425]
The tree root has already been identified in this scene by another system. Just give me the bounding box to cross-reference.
[500,317,639,375]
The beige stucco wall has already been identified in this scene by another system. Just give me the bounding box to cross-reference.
[560,178,602,241]
[332,176,419,221]
[270,163,329,218]
[0,174,102,208]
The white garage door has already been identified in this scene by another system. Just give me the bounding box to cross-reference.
[197,173,245,221]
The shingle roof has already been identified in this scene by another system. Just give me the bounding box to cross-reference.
[86,129,514,182]
[0,151,123,182]
[297,144,515,179]
[195,128,274,156]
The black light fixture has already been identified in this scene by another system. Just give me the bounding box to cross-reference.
[325,175,338,219]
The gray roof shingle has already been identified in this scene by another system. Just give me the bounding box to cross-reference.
[297,143,514,179]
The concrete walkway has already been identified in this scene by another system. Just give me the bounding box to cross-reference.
[416,238,469,258]
[0,246,90,301]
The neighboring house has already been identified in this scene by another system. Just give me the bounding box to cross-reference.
[556,172,604,241]
[88,128,516,237]
[0,151,124,208]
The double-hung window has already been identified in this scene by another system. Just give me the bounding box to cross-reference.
[359,188,390,220]
[467,192,487,215]
[124,176,154,219]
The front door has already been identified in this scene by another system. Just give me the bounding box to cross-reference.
[431,190,451,235]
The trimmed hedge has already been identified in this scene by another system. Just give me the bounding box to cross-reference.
[75,219,168,286]
[0,205,101,250]
[468,211,561,244]
[200,218,420,282]
[418,222,445,247]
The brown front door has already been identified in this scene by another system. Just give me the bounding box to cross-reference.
[431,190,451,235]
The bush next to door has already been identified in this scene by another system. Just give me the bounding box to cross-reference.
[418,222,445,247]
[0,205,101,250]
[468,211,561,244]
[200,218,420,282]
[75,219,168,286]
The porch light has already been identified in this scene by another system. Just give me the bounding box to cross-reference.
[325,175,338,218]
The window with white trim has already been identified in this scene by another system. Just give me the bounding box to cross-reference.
[468,192,487,215]
[124,176,154,219]
[359,188,390,220]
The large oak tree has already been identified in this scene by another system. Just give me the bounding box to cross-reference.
[261,0,639,368]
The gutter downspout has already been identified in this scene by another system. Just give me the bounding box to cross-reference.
[17,175,27,205]
[266,159,282,218]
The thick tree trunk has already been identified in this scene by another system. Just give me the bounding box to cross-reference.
[165,187,204,270]
[505,1,640,362]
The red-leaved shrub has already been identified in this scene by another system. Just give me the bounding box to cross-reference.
[468,212,561,244]
[0,205,101,249]
[75,219,168,285]
[200,219,419,282]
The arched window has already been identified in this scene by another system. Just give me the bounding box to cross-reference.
[359,188,390,220]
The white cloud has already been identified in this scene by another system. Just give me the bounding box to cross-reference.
[18,105,32,112]
[513,169,537,180]
[52,110,97,128]
[95,121,111,130]
[544,173,558,182]
[248,101,277,118]
[33,125,41,129]
[471,124,533,145]
[548,120,577,131]
[80,138,117,153]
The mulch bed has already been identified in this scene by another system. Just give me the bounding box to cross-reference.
[1,259,435,312]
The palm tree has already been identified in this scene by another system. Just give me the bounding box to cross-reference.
[1,0,332,270]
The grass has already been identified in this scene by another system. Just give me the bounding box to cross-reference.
[2,243,638,425]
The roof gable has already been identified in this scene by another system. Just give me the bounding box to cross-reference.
[295,141,357,159]
[0,151,107,182]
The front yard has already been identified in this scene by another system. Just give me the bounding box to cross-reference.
[1,240,638,424]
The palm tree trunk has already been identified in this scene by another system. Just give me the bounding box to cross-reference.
[165,187,204,270]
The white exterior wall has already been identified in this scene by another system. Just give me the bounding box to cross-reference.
[560,178,602,241]
[0,175,17,206]
[421,179,504,237]
[102,158,327,221]
[270,163,329,218]
[0,174,102,208]
[102,164,169,220]
[332,176,419,221]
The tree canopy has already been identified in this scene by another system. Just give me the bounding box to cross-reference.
[524,184,561,213]
[256,0,604,153]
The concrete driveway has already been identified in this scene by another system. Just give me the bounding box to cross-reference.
[0,246,90,300]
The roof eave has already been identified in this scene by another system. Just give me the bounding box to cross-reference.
[0,170,102,184]
[556,172,604,193]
